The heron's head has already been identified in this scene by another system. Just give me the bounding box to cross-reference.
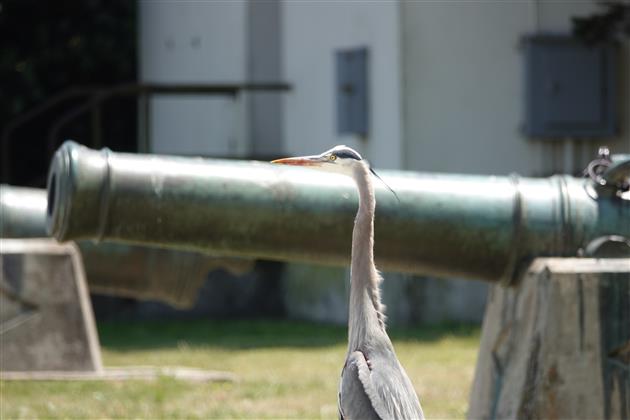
[272,145,400,200]
[271,145,363,176]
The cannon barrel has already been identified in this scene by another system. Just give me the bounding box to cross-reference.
[46,141,630,285]
[0,186,47,238]
[1,185,253,307]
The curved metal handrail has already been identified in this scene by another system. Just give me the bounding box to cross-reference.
[2,82,291,183]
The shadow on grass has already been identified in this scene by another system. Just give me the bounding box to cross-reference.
[98,319,480,351]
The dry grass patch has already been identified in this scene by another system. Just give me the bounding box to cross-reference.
[1,320,479,419]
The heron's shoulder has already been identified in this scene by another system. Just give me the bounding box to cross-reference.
[370,357,424,419]
[340,351,386,420]
[340,349,424,419]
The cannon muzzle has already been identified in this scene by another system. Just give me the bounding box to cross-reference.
[46,141,630,285]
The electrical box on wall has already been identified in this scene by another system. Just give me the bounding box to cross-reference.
[336,47,369,136]
[523,35,617,139]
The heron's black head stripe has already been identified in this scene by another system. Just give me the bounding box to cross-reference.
[333,149,362,160]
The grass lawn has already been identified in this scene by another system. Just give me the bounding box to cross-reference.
[1,319,480,419]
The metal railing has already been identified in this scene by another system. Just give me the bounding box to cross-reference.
[1,82,291,183]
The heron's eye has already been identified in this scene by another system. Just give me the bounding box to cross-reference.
[329,155,337,161]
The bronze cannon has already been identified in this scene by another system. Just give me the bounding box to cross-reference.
[45,141,629,285]
[1,185,252,308]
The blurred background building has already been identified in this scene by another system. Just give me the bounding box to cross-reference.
[2,0,629,325]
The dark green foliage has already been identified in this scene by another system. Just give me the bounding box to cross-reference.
[97,318,480,351]
[572,2,630,44]
[0,0,136,118]
[0,0,136,185]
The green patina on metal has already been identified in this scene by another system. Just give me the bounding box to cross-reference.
[45,141,629,285]
[0,186,48,238]
[1,185,253,308]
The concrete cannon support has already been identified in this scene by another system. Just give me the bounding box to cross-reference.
[468,258,630,419]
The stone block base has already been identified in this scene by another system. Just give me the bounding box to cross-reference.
[468,258,629,419]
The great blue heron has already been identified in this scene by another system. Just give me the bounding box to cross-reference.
[272,145,425,420]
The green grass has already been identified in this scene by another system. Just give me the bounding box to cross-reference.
[1,319,480,419]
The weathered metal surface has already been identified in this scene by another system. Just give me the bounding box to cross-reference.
[46,141,630,285]
[0,186,47,238]
[1,185,253,308]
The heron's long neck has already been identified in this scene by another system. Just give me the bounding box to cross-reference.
[348,163,386,350]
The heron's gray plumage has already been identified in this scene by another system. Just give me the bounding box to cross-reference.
[338,161,424,420]
[271,146,424,420]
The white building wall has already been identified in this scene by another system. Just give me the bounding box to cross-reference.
[282,1,403,169]
[138,1,629,325]
[139,1,248,157]
[396,0,629,326]
[401,1,629,176]
[280,1,415,325]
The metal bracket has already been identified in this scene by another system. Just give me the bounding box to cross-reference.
[584,146,630,199]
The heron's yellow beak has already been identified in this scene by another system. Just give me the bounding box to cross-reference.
[271,156,321,166]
